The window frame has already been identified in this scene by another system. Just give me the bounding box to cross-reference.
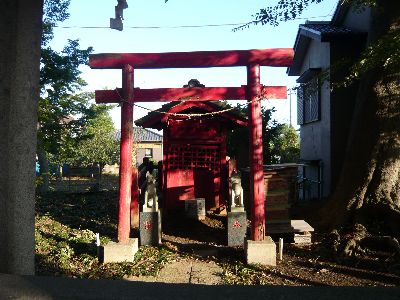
[144,148,153,158]
[297,73,321,125]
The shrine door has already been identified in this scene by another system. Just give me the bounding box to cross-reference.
[166,143,221,211]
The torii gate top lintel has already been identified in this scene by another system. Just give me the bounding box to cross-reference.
[89,48,294,69]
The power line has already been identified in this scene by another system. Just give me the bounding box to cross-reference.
[54,14,334,30]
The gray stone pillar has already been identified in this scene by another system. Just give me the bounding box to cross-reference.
[0,0,43,275]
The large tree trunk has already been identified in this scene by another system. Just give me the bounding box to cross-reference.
[0,0,43,275]
[321,1,400,236]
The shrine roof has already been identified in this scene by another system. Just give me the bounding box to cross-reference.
[115,127,162,142]
[135,101,247,130]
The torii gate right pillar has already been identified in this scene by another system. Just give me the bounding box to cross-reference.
[247,64,265,241]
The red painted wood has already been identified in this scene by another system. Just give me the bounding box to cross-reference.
[89,49,293,69]
[167,119,221,141]
[220,130,228,209]
[139,87,246,102]
[165,141,222,210]
[247,63,266,242]
[159,101,245,125]
[118,65,134,243]
[162,133,169,213]
[95,86,287,103]
[130,168,139,229]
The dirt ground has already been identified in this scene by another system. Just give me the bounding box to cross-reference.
[45,178,400,286]
[129,213,400,286]
[128,259,224,285]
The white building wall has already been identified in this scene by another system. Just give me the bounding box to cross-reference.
[298,39,331,199]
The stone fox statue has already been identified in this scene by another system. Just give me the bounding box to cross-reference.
[144,170,158,211]
[229,170,243,208]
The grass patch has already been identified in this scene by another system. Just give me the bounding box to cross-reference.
[35,190,176,279]
[221,260,277,285]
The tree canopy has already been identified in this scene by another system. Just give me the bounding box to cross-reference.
[37,0,111,192]
[76,107,119,173]
[228,105,300,166]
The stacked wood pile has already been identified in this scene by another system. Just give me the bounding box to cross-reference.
[242,164,314,244]
[264,164,298,228]
[263,165,314,244]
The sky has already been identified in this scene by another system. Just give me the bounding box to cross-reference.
[51,0,339,129]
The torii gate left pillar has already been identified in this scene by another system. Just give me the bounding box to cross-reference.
[118,65,134,242]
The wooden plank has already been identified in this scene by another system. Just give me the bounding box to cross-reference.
[266,220,314,234]
[291,220,314,232]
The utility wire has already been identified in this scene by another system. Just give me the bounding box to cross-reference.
[54,13,333,30]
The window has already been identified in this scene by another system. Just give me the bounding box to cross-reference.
[144,148,153,158]
[297,73,320,125]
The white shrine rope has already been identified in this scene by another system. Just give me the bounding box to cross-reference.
[113,88,270,118]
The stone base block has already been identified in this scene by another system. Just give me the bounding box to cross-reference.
[140,211,161,246]
[184,198,206,220]
[227,211,247,246]
[294,233,312,244]
[230,206,245,213]
[245,237,276,266]
[99,238,138,263]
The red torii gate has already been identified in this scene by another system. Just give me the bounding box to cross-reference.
[89,48,293,243]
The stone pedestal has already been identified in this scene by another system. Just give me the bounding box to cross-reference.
[140,211,161,246]
[245,236,276,266]
[184,198,206,220]
[227,211,247,246]
[99,238,138,263]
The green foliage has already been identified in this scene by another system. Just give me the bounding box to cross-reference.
[228,104,299,165]
[270,124,300,163]
[343,27,400,85]
[42,0,71,46]
[234,0,324,29]
[38,0,100,172]
[40,40,92,96]
[222,260,275,285]
[236,0,377,29]
[227,103,272,164]
[38,41,94,158]
[39,92,96,163]
[76,108,119,169]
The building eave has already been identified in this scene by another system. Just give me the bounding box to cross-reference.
[287,26,320,76]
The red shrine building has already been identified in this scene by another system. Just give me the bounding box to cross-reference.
[135,100,247,212]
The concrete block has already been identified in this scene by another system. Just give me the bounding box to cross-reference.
[99,238,138,263]
[227,211,247,246]
[230,206,245,213]
[245,236,276,266]
[140,211,161,246]
[294,233,312,244]
[185,198,206,220]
